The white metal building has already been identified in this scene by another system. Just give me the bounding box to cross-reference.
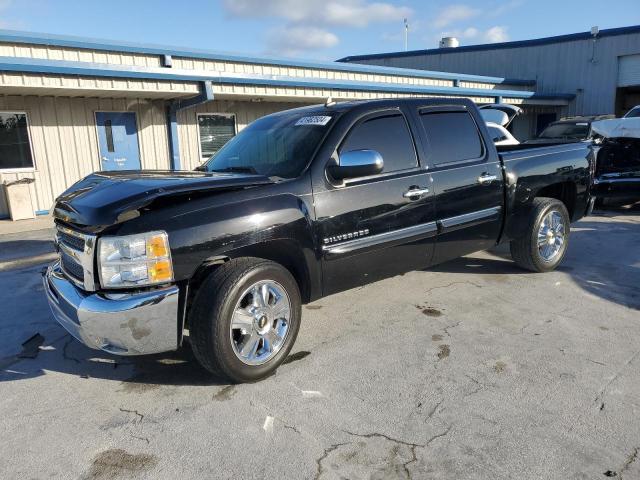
[339,25,640,140]
[0,30,573,219]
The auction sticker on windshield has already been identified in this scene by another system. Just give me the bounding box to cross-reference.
[295,116,332,126]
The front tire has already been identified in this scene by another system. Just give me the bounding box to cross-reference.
[190,257,302,383]
[510,198,570,272]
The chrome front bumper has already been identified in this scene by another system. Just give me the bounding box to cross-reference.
[43,261,179,355]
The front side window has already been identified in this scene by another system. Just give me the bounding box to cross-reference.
[0,113,34,170]
[202,111,336,179]
[419,110,484,166]
[198,114,236,159]
[340,114,417,174]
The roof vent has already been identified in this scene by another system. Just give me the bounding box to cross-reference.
[439,37,459,48]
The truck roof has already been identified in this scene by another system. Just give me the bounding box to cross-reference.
[272,97,477,117]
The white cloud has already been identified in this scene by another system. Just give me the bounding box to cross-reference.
[484,26,509,42]
[223,0,411,28]
[436,25,509,46]
[432,4,480,28]
[266,26,339,56]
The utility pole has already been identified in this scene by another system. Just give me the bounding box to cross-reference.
[404,18,409,51]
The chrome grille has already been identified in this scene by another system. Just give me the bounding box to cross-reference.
[57,230,85,251]
[55,224,97,291]
[60,251,84,281]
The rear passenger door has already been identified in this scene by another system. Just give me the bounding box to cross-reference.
[415,105,504,265]
[313,108,436,295]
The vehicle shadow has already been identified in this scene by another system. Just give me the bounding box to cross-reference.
[0,328,231,387]
[426,210,640,310]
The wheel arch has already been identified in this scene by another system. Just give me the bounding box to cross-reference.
[534,181,578,220]
[186,239,318,325]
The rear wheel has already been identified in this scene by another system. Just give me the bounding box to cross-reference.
[189,257,301,383]
[510,198,570,272]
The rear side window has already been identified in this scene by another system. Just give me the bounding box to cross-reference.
[340,114,417,174]
[419,111,484,165]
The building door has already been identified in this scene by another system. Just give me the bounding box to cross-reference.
[95,112,141,171]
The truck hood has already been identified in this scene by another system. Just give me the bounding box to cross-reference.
[53,170,273,228]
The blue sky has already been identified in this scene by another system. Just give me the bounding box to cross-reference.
[1,0,639,60]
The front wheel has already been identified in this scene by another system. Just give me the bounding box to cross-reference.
[189,257,302,383]
[510,198,570,272]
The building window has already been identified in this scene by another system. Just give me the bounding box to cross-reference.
[0,112,34,171]
[198,114,236,160]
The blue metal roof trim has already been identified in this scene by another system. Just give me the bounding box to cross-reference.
[0,56,572,101]
[0,28,534,86]
[338,24,640,61]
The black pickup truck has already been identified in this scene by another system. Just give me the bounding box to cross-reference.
[44,98,594,383]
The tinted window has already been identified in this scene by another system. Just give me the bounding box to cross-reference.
[0,113,34,170]
[203,112,335,179]
[539,122,589,140]
[340,114,417,174]
[420,111,483,165]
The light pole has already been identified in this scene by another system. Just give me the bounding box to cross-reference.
[404,18,409,51]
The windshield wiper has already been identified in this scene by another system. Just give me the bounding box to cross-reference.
[210,166,258,175]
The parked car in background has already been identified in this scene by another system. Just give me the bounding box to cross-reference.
[623,105,640,118]
[525,115,615,144]
[44,98,594,383]
[479,104,521,146]
[591,117,640,206]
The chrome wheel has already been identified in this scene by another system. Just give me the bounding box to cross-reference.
[229,280,291,366]
[537,210,565,262]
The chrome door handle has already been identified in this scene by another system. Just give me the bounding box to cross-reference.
[101,156,109,162]
[477,174,498,184]
[403,187,429,199]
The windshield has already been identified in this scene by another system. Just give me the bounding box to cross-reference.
[624,107,640,118]
[539,122,589,140]
[201,111,336,179]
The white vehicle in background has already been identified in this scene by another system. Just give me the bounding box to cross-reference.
[479,104,522,145]
[623,105,640,118]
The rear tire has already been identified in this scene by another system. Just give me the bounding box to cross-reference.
[510,198,570,272]
[189,257,302,383]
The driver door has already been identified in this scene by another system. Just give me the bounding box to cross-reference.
[312,108,437,295]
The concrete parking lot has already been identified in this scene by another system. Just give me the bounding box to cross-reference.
[1,207,639,480]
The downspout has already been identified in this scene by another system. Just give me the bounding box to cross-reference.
[167,80,214,170]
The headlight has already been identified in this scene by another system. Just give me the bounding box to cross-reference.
[98,231,173,288]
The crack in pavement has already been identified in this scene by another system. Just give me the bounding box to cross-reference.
[426,425,452,447]
[442,321,461,337]
[423,399,444,423]
[119,408,144,424]
[595,350,640,406]
[424,281,483,295]
[619,447,639,480]
[342,431,425,480]
[314,442,351,480]
[129,434,150,444]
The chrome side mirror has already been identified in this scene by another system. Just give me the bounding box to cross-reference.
[328,149,384,180]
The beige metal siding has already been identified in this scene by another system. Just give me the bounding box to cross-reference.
[0,40,531,94]
[0,72,199,98]
[0,95,170,217]
[0,42,161,67]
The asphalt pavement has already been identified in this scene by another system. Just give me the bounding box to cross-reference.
[0,207,639,480]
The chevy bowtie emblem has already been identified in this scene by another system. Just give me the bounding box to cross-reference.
[323,229,370,245]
